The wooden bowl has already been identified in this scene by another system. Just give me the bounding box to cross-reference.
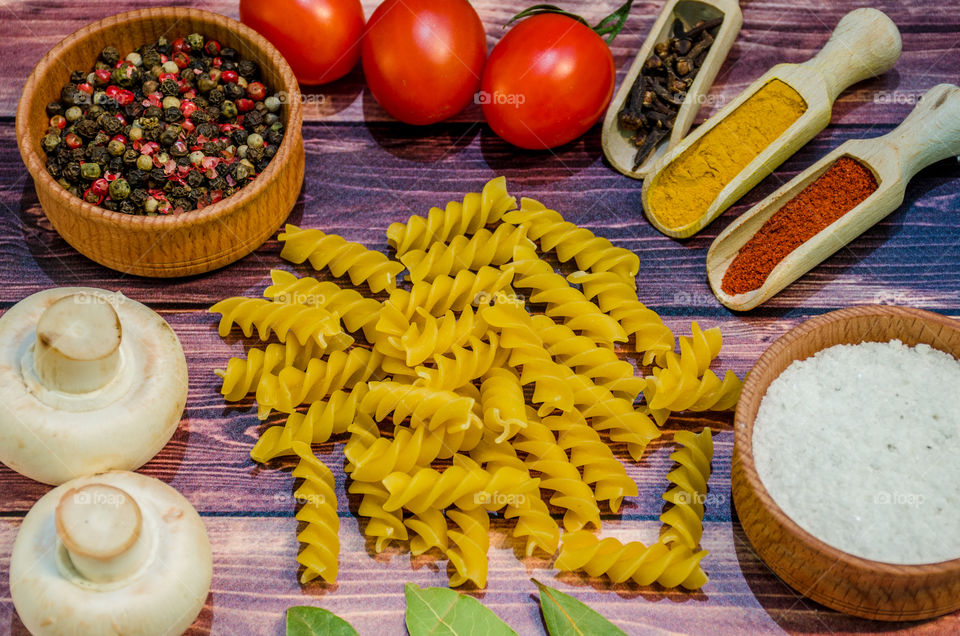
[16,8,304,278]
[732,305,960,621]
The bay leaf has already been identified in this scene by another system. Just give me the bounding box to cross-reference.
[286,605,359,636]
[404,583,518,636]
[533,579,627,636]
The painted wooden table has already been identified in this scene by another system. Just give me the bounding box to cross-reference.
[1,1,958,634]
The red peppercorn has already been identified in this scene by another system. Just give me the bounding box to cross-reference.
[114,113,127,125]
[49,115,66,129]
[212,57,223,69]
[91,178,110,196]
[204,40,221,56]
[105,85,120,99]
[158,72,177,82]
[246,82,266,101]
[64,133,82,149]
[114,60,124,68]
[182,89,197,100]
[210,190,223,204]
[181,119,196,134]
[220,70,238,84]
[173,51,190,69]
[180,100,197,117]
[111,134,127,145]
[237,98,254,113]
[94,69,112,84]
[77,82,93,94]
[160,53,168,64]
[172,37,189,53]
[141,141,159,155]
[178,79,191,94]
[83,188,103,205]
[115,89,135,105]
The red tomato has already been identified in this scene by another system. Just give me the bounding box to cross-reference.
[239,0,365,85]
[361,0,486,125]
[481,14,615,149]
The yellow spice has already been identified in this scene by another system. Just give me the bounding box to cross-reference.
[646,79,808,231]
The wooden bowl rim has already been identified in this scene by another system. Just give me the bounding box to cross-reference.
[15,6,303,230]
[735,304,960,575]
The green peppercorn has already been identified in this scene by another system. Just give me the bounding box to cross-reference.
[64,106,83,122]
[156,151,170,164]
[189,150,204,166]
[237,144,248,159]
[161,61,179,74]
[264,95,281,113]
[136,154,154,171]
[107,139,126,156]
[108,178,131,200]
[186,33,204,51]
[125,52,142,67]
[162,96,181,110]
[144,196,159,213]
[42,134,61,153]
[246,133,264,149]
[129,126,144,142]
[220,100,238,119]
[80,163,101,179]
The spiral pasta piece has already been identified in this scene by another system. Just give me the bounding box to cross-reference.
[387,176,517,256]
[479,367,528,443]
[291,442,339,584]
[545,411,638,514]
[393,306,488,367]
[361,381,483,435]
[255,348,384,418]
[215,339,324,402]
[401,223,532,282]
[349,479,408,553]
[644,335,742,413]
[660,428,713,550]
[381,455,539,515]
[555,531,708,590]
[468,434,559,557]
[567,270,675,364]
[510,245,627,348]
[388,266,515,320]
[279,224,404,293]
[446,506,490,588]
[504,197,639,286]
[531,314,646,401]
[250,385,368,464]
[265,270,383,341]
[210,297,348,348]
[414,333,508,391]
[346,415,470,480]
[406,509,449,556]
[513,418,601,531]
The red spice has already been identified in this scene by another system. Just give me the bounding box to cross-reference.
[721,157,878,296]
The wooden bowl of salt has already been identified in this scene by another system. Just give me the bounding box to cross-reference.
[732,305,960,621]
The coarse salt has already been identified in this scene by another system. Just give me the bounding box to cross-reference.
[753,340,960,564]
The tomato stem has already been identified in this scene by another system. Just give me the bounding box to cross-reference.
[508,1,636,43]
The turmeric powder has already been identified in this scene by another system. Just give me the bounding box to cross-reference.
[645,80,808,231]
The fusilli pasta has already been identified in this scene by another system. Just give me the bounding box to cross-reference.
[210,297,349,348]
[660,428,713,550]
[400,223,532,282]
[291,442,339,584]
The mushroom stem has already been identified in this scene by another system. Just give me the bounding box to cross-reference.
[34,293,122,394]
[55,484,150,583]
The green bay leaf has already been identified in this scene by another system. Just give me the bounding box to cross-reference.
[533,579,627,636]
[404,583,518,636]
[286,606,359,636]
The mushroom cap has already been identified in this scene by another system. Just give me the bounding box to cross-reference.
[0,288,188,485]
[10,470,212,635]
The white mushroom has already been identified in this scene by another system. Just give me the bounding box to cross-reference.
[10,470,212,635]
[0,288,188,485]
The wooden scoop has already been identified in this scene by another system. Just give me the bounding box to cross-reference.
[707,84,960,311]
[642,7,902,239]
[602,0,743,179]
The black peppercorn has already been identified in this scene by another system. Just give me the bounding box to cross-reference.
[196,123,217,138]
[63,163,81,181]
[46,102,64,118]
[221,47,238,61]
[122,148,140,165]
[142,48,161,69]
[75,119,99,139]
[163,107,184,123]
[237,60,259,79]
[100,46,120,66]
[266,130,283,146]
[119,199,136,215]
[207,88,225,106]
[186,171,204,188]
[220,60,237,72]
[224,83,244,101]
[160,79,179,96]
[143,106,163,120]
[102,117,122,135]
[102,199,119,212]
[45,160,61,178]
[92,131,110,146]
[149,167,167,182]
[127,169,146,188]
[231,129,248,146]
[123,103,143,120]
[130,188,149,207]
[244,110,264,129]
[69,70,86,84]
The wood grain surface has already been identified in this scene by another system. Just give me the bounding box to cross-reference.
[0,1,958,635]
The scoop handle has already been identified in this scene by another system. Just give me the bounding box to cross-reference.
[880,84,960,180]
[804,8,902,103]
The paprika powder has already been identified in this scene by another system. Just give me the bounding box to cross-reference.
[721,156,878,295]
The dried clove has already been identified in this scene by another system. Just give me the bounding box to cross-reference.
[618,17,723,170]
